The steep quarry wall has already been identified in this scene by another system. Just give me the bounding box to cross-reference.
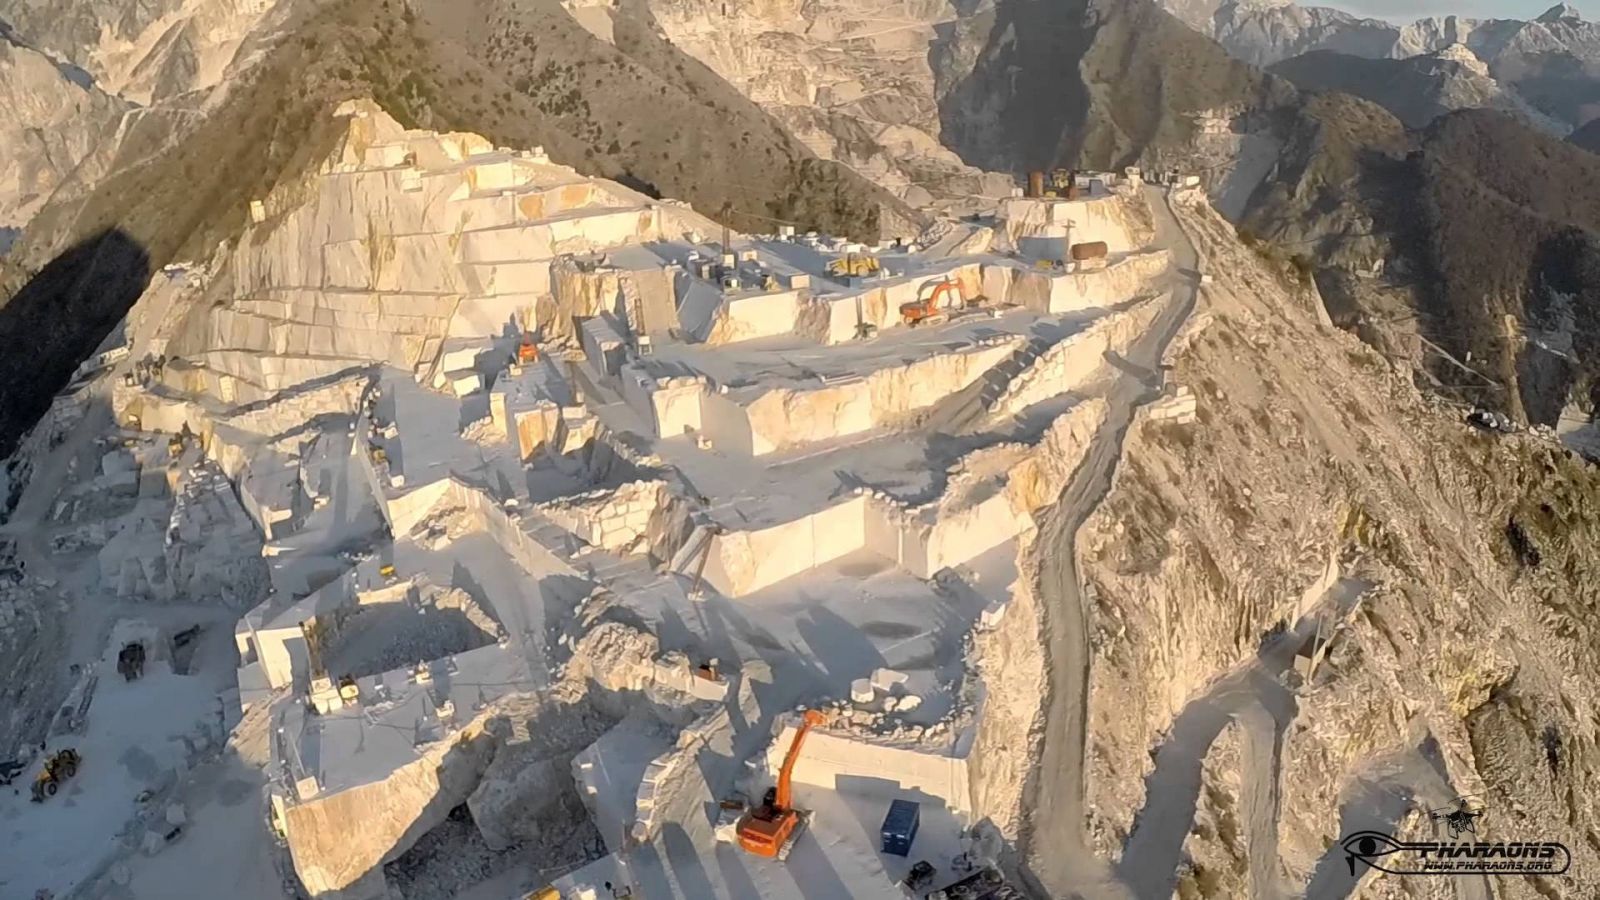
[628,663,770,844]
[449,481,592,607]
[160,102,711,401]
[865,486,1029,582]
[535,479,693,558]
[1003,400,1108,513]
[770,725,974,817]
[700,495,869,596]
[991,297,1164,416]
[796,263,984,345]
[799,249,1165,346]
[703,288,806,345]
[547,260,623,342]
[283,718,498,897]
[702,399,1105,596]
[723,339,1020,455]
[1003,251,1170,317]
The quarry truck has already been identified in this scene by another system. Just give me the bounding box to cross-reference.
[117,641,146,681]
[737,709,827,860]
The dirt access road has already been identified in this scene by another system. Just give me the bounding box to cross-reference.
[1016,184,1198,899]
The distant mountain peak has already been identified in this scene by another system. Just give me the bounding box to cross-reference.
[1537,3,1583,23]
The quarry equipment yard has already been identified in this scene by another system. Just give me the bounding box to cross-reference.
[0,101,1273,900]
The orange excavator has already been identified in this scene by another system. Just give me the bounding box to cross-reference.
[900,280,962,327]
[737,709,827,860]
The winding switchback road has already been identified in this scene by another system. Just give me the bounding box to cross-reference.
[1018,185,1199,898]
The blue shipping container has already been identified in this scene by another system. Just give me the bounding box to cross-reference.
[881,799,921,857]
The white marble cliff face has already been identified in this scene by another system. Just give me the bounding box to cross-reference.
[637,0,1014,211]
[1185,1,1600,76]
[0,0,281,103]
[0,36,126,235]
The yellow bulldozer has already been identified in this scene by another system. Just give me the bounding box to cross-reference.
[31,748,81,802]
[826,253,880,280]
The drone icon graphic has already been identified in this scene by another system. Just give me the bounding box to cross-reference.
[1427,796,1485,840]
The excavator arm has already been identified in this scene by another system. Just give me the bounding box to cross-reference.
[774,709,827,812]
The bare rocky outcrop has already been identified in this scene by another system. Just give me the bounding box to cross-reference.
[1270,45,1569,132]
[283,710,502,897]
[0,35,125,242]
[0,0,288,102]
[1065,189,1600,897]
[637,0,1015,211]
[1175,0,1600,132]
[466,687,618,852]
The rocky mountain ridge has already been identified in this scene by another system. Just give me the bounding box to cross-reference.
[1071,184,1600,900]
[634,0,1017,213]
[0,32,126,252]
[0,0,286,103]
[1269,43,1567,131]
[1164,0,1600,131]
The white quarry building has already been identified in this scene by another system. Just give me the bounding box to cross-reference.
[45,98,1194,900]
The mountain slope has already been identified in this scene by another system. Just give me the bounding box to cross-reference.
[1572,116,1600,152]
[928,0,1600,431]
[930,0,1406,278]
[0,34,127,249]
[1072,186,1600,900]
[1405,109,1600,425]
[0,0,285,102]
[1269,45,1564,131]
[398,0,917,239]
[936,0,1291,173]
[1173,0,1600,132]
[632,0,1017,212]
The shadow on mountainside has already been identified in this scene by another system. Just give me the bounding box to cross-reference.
[0,229,150,459]
[934,0,1287,176]
[932,0,1095,174]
